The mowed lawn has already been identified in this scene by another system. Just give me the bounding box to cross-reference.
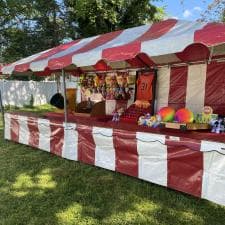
[0,112,225,225]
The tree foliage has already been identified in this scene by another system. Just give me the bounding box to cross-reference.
[201,0,225,22]
[65,0,164,37]
[0,0,165,63]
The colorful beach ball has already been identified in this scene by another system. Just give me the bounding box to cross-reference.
[175,108,194,123]
[157,107,175,122]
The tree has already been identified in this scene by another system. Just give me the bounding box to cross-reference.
[0,0,66,63]
[201,0,225,22]
[0,0,165,63]
[65,0,165,38]
[179,0,225,22]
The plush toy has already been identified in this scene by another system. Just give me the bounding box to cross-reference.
[138,114,160,128]
[211,118,225,133]
[157,107,175,122]
[195,106,218,124]
[138,115,147,126]
[127,74,136,85]
[175,108,194,123]
[146,116,158,128]
[112,107,125,122]
[94,75,100,87]
[105,75,113,87]
[99,74,106,86]
[112,111,120,122]
[134,100,150,109]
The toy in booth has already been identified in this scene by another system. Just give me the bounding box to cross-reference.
[211,118,225,133]
[134,100,151,109]
[195,106,218,124]
[94,75,100,87]
[138,114,161,128]
[138,113,151,126]
[157,107,175,122]
[112,108,125,122]
[175,108,194,123]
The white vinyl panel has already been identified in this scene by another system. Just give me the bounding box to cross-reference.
[2,48,51,74]
[72,24,151,67]
[93,127,115,171]
[4,113,11,140]
[62,123,78,161]
[141,20,206,56]
[156,67,170,111]
[38,118,51,152]
[185,64,207,113]
[18,115,29,145]
[30,36,98,71]
[202,150,225,206]
[137,132,167,186]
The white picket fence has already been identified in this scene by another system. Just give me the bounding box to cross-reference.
[0,80,79,107]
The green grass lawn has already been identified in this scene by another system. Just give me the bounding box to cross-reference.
[0,108,225,225]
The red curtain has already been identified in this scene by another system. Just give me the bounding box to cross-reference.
[168,66,188,110]
[205,62,225,115]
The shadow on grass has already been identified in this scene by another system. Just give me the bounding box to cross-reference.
[0,136,225,225]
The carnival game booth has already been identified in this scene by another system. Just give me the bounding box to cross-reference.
[1,19,225,207]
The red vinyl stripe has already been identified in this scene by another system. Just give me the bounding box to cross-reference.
[77,124,95,165]
[10,115,19,142]
[136,19,177,42]
[204,62,225,115]
[76,30,123,54]
[102,42,141,61]
[194,22,225,46]
[14,40,80,72]
[50,121,64,157]
[168,66,188,110]
[113,129,138,177]
[93,59,112,71]
[27,117,39,148]
[35,40,80,61]
[49,30,123,69]
[167,145,203,197]
[48,54,73,70]
[166,137,201,151]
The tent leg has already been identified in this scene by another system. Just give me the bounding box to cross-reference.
[0,89,5,130]
[62,69,68,125]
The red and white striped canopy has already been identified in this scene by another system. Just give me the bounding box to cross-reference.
[1,19,225,75]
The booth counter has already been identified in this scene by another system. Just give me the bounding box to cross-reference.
[4,112,225,207]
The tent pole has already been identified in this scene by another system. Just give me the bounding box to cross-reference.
[152,68,158,115]
[62,69,68,125]
[0,89,5,130]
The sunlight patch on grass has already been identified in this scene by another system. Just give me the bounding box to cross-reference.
[179,211,204,223]
[134,200,160,213]
[6,104,57,115]
[12,169,56,197]
[103,209,157,225]
[35,168,57,189]
[56,203,98,225]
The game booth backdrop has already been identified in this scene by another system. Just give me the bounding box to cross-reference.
[1,19,225,207]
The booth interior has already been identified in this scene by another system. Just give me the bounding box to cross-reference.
[43,62,225,143]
